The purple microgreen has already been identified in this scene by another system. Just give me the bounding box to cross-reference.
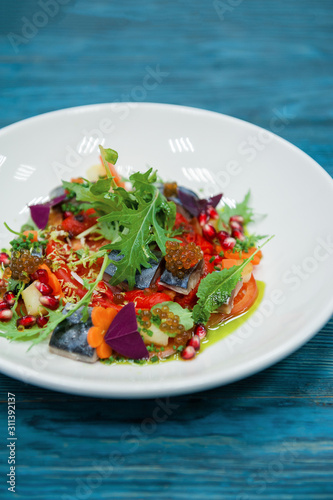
[178,190,222,217]
[104,303,149,359]
[30,194,67,230]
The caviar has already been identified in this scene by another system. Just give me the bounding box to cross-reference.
[140,309,152,329]
[165,241,203,279]
[151,305,185,336]
[0,278,7,296]
[163,182,178,198]
[10,250,43,283]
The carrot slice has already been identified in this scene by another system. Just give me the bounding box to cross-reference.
[99,155,125,188]
[221,259,243,269]
[23,230,38,242]
[70,177,84,184]
[223,248,262,265]
[87,327,104,348]
[96,341,113,359]
[91,306,118,331]
[222,259,253,279]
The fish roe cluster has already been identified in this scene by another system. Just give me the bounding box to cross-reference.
[140,309,152,329]
[10,250,43,282]
[163,182,178,198]
[165,241,203,279]
[153,305,185,335]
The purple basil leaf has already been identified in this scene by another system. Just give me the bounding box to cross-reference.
[104,302,149,359]
[106,332,149,360]
[29,194,67,230]
[177,190,200,216]
[178,190,222,217]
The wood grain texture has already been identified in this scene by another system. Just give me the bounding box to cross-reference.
[0,0,332,498]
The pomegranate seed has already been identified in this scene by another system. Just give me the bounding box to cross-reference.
[217,230,229,244]
[16,315,37,328]
[40,295,59,310]
[0,309,13,322]
[202,224,217,241]
[230,220,243,231]
[222,237,236,250]
[36,269,49,284]
[198,212,208,226]
[30,271,38,281]
[0,252,10,266]
[230,215,244,224]
[34,281,54,296]
[3,291,16,307]
[181,345,196,360]
[63,211,72,218]
[187,334,200,351]
[211,255,223,265]
[207,206,219,220]
[0,300,9,310]
[232,229,245,241]
[195,324,207,339]
[37,316,49,328]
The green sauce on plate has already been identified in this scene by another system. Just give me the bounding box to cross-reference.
[101,281,265,365]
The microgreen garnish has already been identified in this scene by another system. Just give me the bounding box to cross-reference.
[218,191,261,227]
[233,234,268,253]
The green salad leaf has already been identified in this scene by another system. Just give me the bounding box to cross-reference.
[62,148,177,289]
[99,169,176,288]
[219,191,256,227]
[100,146,118,169]
[192,237,273,324]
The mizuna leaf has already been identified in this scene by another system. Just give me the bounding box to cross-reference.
[192,237,273,324]
[100,168,176,288]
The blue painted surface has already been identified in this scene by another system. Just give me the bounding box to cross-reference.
[0,1,333,498]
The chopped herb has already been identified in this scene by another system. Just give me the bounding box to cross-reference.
[209,256,215,263]
[233,234,268,253]
[61,202,84,215]
[134,359,146,365]
[151,355,159,363]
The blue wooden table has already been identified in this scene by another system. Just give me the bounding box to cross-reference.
[1,1,333,498]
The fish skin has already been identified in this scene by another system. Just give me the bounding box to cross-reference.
[49,305,98,363]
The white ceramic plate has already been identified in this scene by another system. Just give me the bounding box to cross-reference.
[0,103,332,398]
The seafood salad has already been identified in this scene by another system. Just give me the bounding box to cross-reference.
[0,146,270,364]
